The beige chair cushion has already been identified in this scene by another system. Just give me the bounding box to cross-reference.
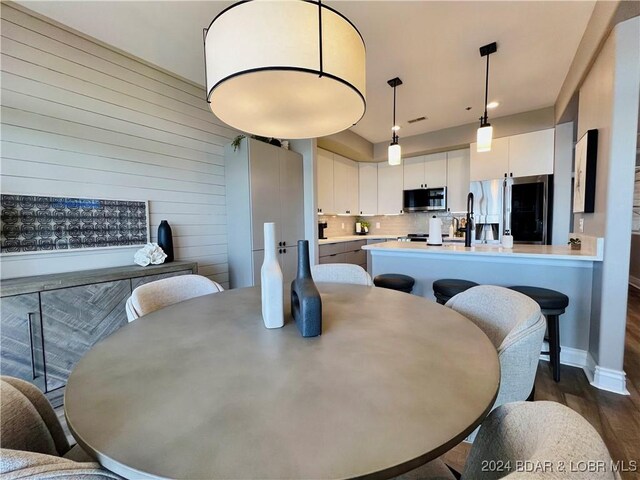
[1,449,122,479]
[463,401,620,479]
[126,274,224,321]
[394,458,456,480]
[311,263,373,286]
[0,377,69,457]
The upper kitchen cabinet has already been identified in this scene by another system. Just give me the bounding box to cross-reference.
[508,129,555,178]
[378,162,403,215]
[317,148,335,215]
[446,149,470,212]
[333,154,359,215]
[358,163,378,215]
[470,129,555,181]
[470,137,509,181]
[225,138,304,288]
[403,153,447,189]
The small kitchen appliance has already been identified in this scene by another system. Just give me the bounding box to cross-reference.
[318,221,328,240]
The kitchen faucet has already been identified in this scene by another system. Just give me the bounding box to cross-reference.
[465,192,474,247]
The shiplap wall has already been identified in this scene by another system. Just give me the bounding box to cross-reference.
[0,3,234,286]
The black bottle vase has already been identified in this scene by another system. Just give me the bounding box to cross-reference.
[291,240,322,337]
[157,220,174,262]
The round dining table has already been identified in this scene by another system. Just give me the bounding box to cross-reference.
[65,283,499,480]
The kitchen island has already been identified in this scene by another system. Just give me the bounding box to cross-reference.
[363,237,604,370]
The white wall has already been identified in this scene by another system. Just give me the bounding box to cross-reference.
[576,16,640,393]
[551,122,574,245]
[0,4,235,286]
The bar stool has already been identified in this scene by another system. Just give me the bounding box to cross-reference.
[508,286,569,382]
[373,274,415,293]
[432,279,478,305]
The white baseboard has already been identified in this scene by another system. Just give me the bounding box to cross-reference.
[629,275,640,290]
[539,344,629,395]
[539,342,588,368]
[584,353,630,395]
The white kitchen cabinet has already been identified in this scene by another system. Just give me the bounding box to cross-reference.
[358,163,378,215]
[377,162,403,215]
[333,154,358,215]
[403,153,447,189]
[508,129,555,177]
[226,138,304,288]
[470,129,555,181]
[446,149,470,213]
[423,152,448,187]
[317,148,335,214]
[403,156,424,190]
[470,137,509,181]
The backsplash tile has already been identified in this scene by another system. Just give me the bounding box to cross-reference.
[318,212,466,238]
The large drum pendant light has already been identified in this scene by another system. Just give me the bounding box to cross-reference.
[204,1,366,139]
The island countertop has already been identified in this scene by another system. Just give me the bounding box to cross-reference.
[363,239,604,262]
[319,234,399,245]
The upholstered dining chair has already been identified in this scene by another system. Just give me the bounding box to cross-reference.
[0,376,122,479]
[311,263,373,286]
[126,274,224,322]
[397,401,620,480]
[446,285,545,440]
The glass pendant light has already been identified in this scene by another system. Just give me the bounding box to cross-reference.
[477,42,497,153]
[388,77,403,166]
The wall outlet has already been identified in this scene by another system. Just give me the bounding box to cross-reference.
[376,222,381,229]
[579,218,584,233]
[341,222,345,230]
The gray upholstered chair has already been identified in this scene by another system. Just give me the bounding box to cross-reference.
[126,274,224,322]
[311,263,373,286]
[0,376,122,479]
[399,401,620,479]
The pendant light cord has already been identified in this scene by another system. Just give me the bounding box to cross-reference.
[392,84,398,143]
[482,53,489,126]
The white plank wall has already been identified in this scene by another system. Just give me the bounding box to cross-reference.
[0,4,235,286]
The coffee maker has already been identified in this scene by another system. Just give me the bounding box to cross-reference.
[318,221,328,240]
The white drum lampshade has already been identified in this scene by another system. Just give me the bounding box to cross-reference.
[204,1,366,139]
[477,124,493,152]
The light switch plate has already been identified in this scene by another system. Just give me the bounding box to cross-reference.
[341,222,345,230]
[376,222,381,229]
[579,218,584,233]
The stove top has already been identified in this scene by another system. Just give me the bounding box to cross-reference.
[400,233,450,242]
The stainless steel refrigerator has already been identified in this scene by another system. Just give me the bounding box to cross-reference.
[469,175,552,244]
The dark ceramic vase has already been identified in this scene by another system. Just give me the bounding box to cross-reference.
[291,240,322,337]
[157,220,174,262]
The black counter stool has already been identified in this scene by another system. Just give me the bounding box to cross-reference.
[433,279,479,305]
[373,274,415,294]
[508,286,569,382]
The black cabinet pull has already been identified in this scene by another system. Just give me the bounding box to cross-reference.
[282,241,286,246]
[510,172,513,177]
[27,313,36,380]
[283,248,287,254]
[279,249,282,254]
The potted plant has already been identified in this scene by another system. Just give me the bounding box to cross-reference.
[568,238,582,250]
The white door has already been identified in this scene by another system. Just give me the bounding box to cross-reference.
[403,156,425,190]
[358,163,378,215]
[249,140,280,251]
[281,245,298,283]
[252,249,264,286]
[279,148,304,247]
[446,149,470,213]
[423,152,447,188]
[333,154,352,214]
[377,162,404,215]
[469,137,509,181]
[508,129,555,177]
[317,148,335,214]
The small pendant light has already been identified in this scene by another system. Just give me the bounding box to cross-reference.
[388,77,403,165]
[477,42,497,153]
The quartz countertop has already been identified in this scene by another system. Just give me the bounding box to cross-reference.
[318,235,399,245]
[363,240,604,262]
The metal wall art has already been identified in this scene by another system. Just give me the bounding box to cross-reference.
[0,194,149,254]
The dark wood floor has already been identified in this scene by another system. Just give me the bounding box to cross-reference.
[443,286,640,479]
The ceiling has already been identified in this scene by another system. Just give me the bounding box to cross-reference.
[19,1,595,143]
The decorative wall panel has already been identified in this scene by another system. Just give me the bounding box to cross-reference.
[1,194,149,254]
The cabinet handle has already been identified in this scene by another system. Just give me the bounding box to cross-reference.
[279,249,282,254]
[504,173,507,178]
[283,248,287,254]
[282,241,286,246]
[27,313,37,380]
[510,172,513,177]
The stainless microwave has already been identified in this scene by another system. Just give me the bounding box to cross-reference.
[403,187,447,212]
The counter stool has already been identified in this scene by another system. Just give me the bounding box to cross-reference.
[433,279,478,305]
[373,274,415,294]
[508,286,569,382]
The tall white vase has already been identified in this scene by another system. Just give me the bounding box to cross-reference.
[261,223,284,329]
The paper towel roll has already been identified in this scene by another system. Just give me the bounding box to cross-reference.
[427,216,443,246]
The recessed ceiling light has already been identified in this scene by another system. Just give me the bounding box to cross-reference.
[487,101,500,109]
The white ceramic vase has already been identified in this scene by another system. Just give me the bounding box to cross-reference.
[261,223,284,329]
